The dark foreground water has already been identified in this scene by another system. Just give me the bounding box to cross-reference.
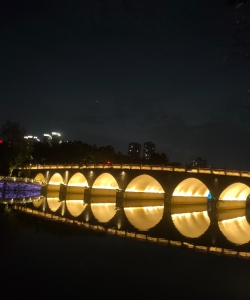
[1,207,250,300]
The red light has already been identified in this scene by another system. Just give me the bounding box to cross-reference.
[0,140,2,143]
[107,161,111,164]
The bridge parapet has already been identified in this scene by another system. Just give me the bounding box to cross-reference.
[21,164,250,178]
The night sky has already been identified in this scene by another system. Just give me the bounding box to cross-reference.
[1,0,250,169]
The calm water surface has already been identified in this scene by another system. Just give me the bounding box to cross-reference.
[1,190,250,299]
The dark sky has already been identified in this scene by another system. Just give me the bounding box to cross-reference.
[1,0,250,169]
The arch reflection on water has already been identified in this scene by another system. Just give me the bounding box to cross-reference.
[46,191,61,212]
[123,199,164,231]
[171,205,210,238]
[218,209,250,245]
[64,193,87,218]
[33,197,44,208]
[90,196,117,223]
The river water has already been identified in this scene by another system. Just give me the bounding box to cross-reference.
[1,190,250,299]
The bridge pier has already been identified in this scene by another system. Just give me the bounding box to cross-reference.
[84,187,92,204]
[116,190,125,208]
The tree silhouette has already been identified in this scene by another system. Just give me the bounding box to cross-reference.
[0,120,28,175]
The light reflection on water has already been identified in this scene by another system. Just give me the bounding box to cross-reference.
[6,189,250,250]
[90,196,117,223]
[218,217,250,245]
[171,211,210,238]
[124,206,164,231]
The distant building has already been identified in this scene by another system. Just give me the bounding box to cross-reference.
[43,134,52,146]
[143,142,156,160]
[51,132,62,145]
[24,136,40,157]
[128,143,141,159]
[43,132,62,146]
[190,157,207,168]
[24,135,40,144]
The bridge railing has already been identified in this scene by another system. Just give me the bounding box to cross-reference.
[0,176,43,185]
[19,164,250,177]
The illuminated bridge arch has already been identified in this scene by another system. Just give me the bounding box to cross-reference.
[34,173,46,184]
[172,178,209,205]
[124,174,164,200]
[67,172,88,193]
[92,173,119,196]
[48,173,64,192]
[218,183,250,209]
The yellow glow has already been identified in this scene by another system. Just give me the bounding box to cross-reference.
[219,183,250,201]
[68,172,88,187]
[49,173,64,185]
[66,200,87,217]
[173,178,209,197]
[171,196,207,205]
[61,201,65,216]
[33,198,44,208]
[34,173,45,183]
[124,206,164,231]
[218,216,250,245]
[124,199,164,207]
[47,197,61,212]
[91,196,116,204]
[92,173,119,189]
[171,204,207,215]
[125,175,164,193]
[91,203,117,223]
[171,211,210,238]
[217,209,245,221]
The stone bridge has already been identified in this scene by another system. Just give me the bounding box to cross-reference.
[21,164,250,209]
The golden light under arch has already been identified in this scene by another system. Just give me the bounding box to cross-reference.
[91,203,117,223]
[68,173,88,187]
[47,197,61,212]
[33,197,44,208]
[34,173,45,183]
[219,183,250,201]
[171,211,210,238]
[66,200,87,217]
[218,217,250,245]
[125,175,164,193]
[173,178,209,197]
[92,173,119,189]
[48,173,64,185]
[124,206,164,231]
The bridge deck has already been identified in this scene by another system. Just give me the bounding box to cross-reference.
[22,164,250,178]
